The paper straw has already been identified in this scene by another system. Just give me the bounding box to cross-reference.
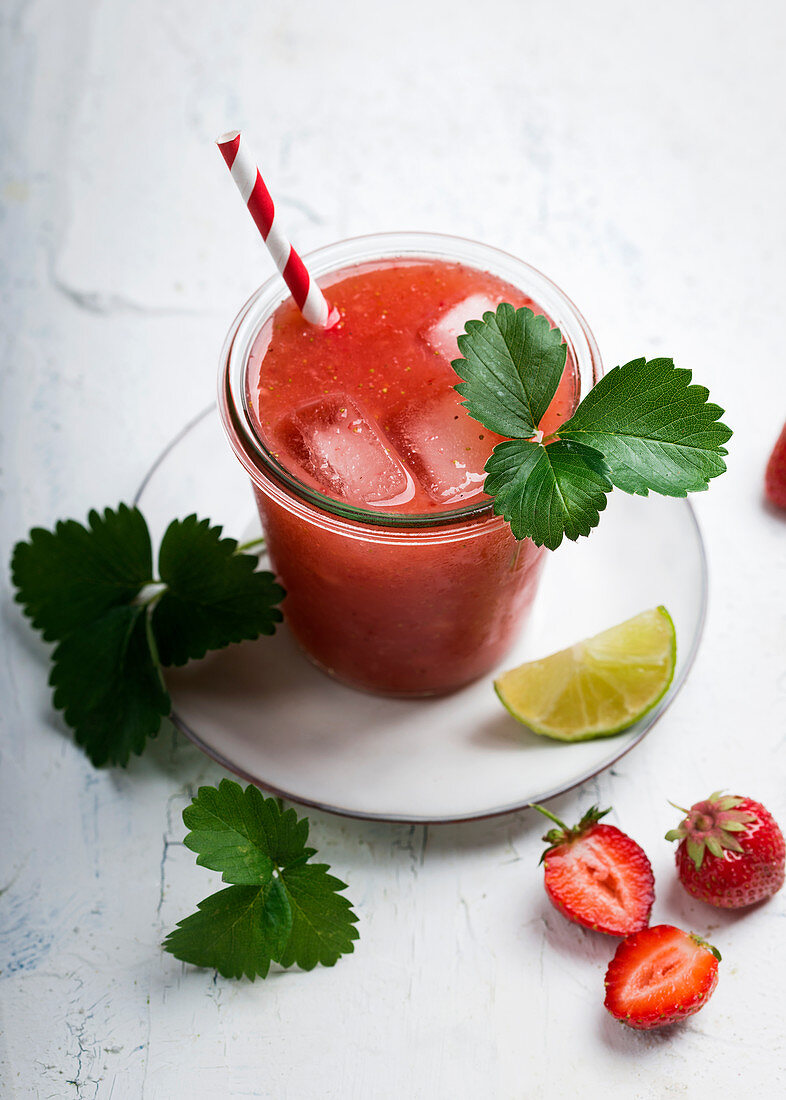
[216,130,338,328]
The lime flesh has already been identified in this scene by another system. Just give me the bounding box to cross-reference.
[495,607,677,741]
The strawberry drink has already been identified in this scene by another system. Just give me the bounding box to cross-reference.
[219,233,602,695]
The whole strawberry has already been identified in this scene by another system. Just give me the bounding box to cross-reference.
[534,804,654,936]
[604,925,720,1029]
[666,792,786,908]
[765,421,786,508]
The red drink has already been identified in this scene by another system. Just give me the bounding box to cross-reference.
[220,234,602,696]
[248,260,577,512]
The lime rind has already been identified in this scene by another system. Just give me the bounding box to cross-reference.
[494,606,676,741]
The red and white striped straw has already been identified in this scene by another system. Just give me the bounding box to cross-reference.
[216,130,337,328]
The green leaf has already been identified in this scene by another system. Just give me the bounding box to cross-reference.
[453,304,567,437]
[163,881,292,980]
[277,862,360,971]
[151,515,285,666]
[445,305,731,545]
[485,438,612,549]
[10,505,152,642]
[10,506,285,769]
[165,781,359,979]
[558,357,732,496]
[182,779,312,885]
[50,605,170,767]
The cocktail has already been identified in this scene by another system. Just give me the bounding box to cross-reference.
[219,231,602,695]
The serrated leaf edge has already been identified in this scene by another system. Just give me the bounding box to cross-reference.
[166,782,359,979]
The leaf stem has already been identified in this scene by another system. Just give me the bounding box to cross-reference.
[235,536,266,555]
[529,803,568,830]
[134,581,168,609]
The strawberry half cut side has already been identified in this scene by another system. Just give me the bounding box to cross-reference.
[534,805,655,936]
[604,924,720,1030]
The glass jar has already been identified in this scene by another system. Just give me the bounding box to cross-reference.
[219,233,602,696]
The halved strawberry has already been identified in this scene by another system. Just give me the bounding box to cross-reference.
[604,924,720,1029]
[765,421,786,508]
[534,805,654,936]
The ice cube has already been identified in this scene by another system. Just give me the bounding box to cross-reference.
[385,391,502,505]
[276,396,414,507]
[421,294,504,363]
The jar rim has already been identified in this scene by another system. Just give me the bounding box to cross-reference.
[218,231,603,535]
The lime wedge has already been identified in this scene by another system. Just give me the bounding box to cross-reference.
[495,607,676,741]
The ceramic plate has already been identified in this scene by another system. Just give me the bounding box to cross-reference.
[135,407,707,823]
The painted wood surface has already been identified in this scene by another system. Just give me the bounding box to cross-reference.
[1,1,785,1096]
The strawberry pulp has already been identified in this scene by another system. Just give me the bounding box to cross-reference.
[604,925,720,1029]
[536,806,654,936]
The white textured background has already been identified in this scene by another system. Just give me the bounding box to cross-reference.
[2,1,785,1096]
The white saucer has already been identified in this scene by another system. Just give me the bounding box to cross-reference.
[135,407,707,823]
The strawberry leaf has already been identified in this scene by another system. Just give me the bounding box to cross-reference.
[449,309,731,547]
[558,358,732,496]
[151,515,284,666]
[182,780,312,884]
[277,862,360,970]
[50,605,170,767]
[11,505,152,641]
[163,881,292,980]
[485,438,612,549]
[10,505,285,767]
[164,781,359,979]
[453,304,567,437]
